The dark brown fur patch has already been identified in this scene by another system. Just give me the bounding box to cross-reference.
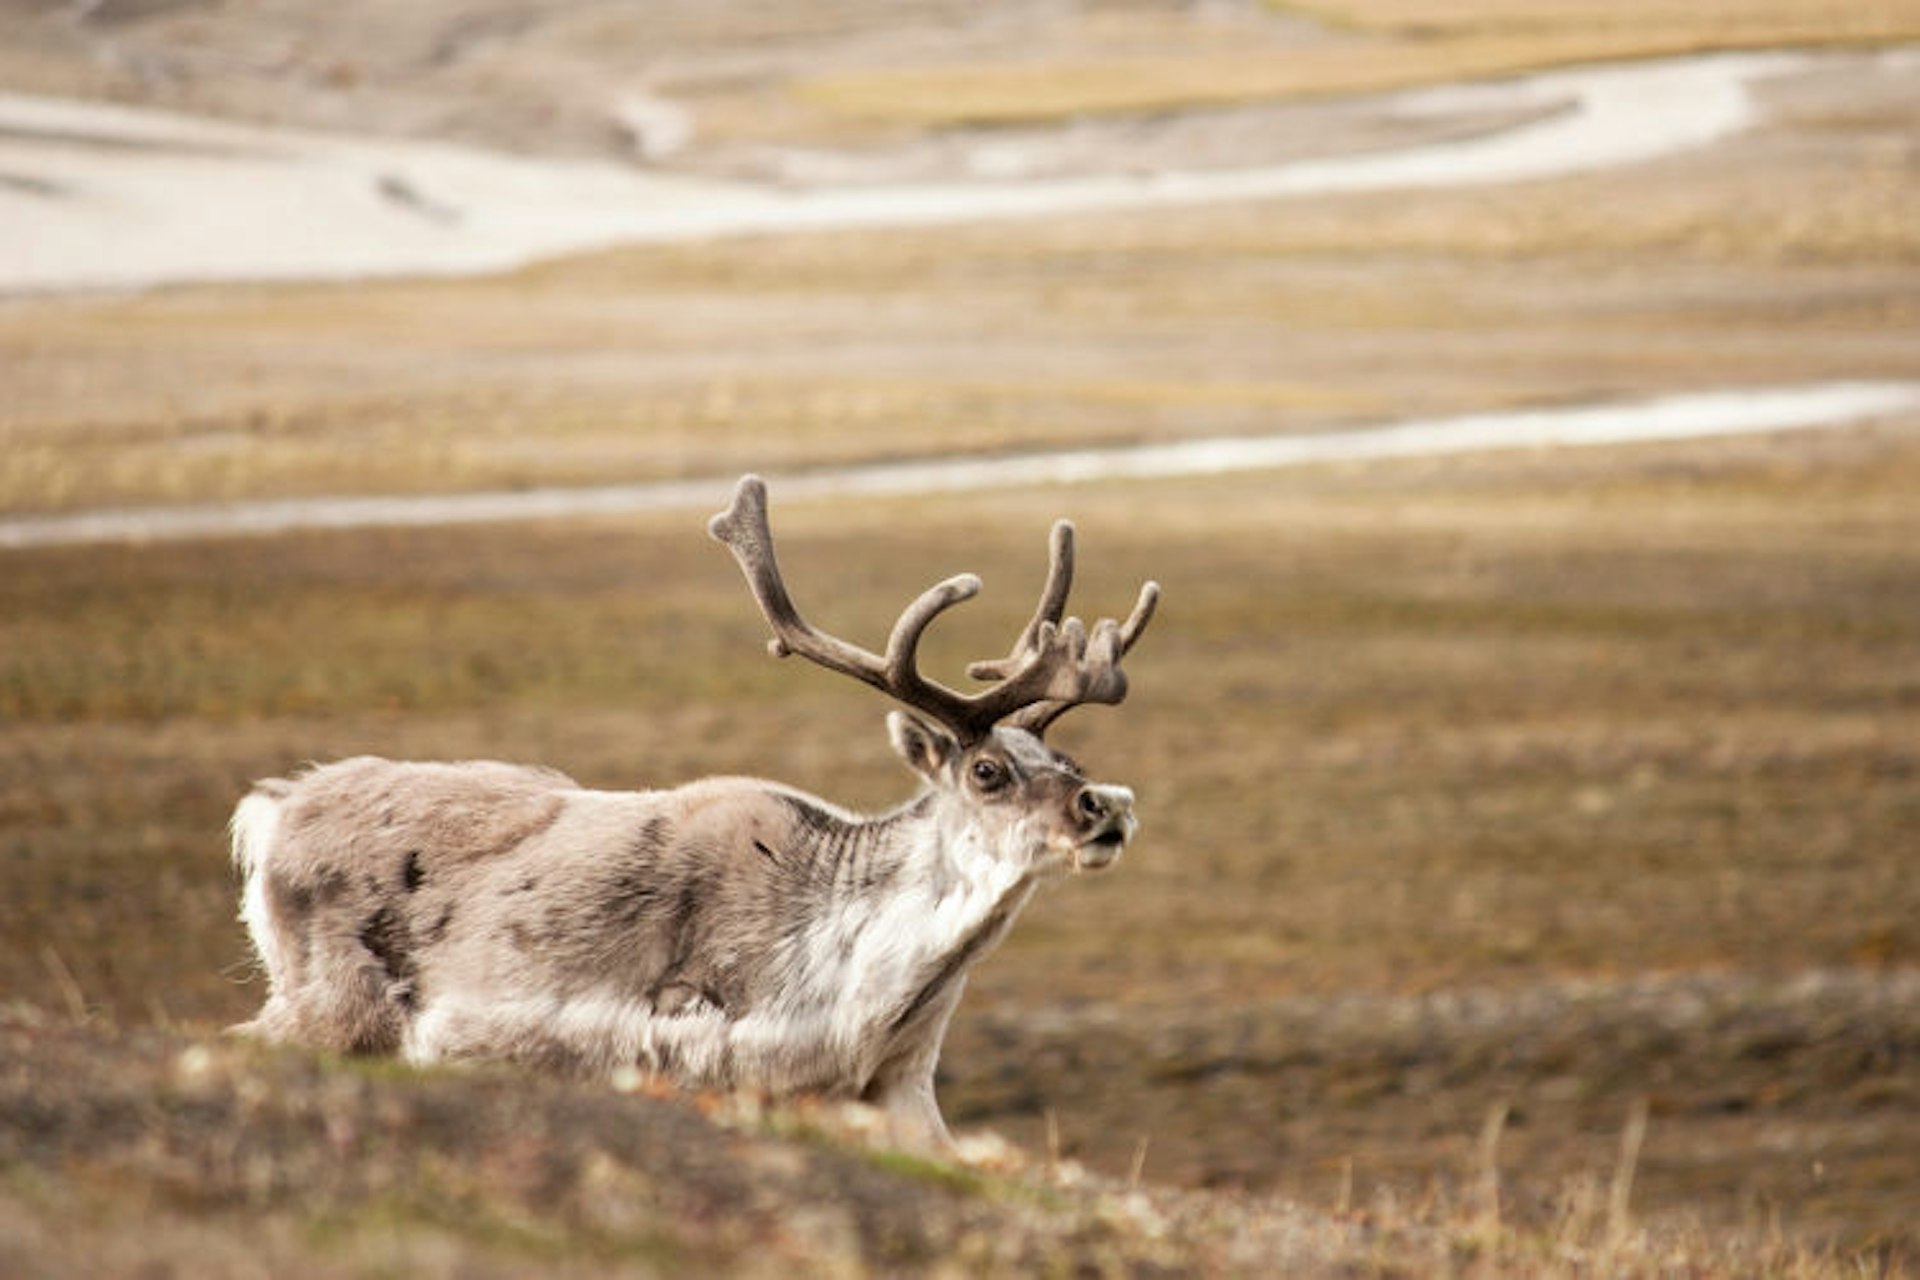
[422,904,457,944]
[266,870,313,920]
[358,906,413,987]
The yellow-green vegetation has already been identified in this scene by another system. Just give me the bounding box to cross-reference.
[797,1,1920,127]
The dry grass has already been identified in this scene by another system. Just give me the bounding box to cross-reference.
[6,129,1917,517]
[4,428,1918,1256]
[796,1,1920,127]
[0,1007,1898,1277]
[3,4,1918,1272]
[1296,0,1919,42]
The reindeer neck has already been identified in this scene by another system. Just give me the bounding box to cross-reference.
[765,788,928,900]
[771,784,1030,919]
[767,785,1035,1052]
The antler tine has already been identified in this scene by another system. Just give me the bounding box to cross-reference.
[966,519,1074,684]
[1003,577,1162,737]
[1118,577,1162,650]
[959,515,1161,738]
[709,475,982,727]
[708,475,794,659]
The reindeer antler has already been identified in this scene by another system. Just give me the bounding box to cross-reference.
[708,475,1158,743]
[974,527,1160,737]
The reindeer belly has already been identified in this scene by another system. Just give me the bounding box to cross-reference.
[401,976,864,1097]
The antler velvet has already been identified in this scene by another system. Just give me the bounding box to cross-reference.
[709,474,1158,743]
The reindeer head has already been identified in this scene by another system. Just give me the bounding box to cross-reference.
[709,476,1158,876]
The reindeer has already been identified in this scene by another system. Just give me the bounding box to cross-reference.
[229,475,1158,1152]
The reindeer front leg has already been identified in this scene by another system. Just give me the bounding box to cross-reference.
[872,1071,954,1155]
[861,978,969,1157]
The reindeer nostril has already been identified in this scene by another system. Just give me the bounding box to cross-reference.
[1076,789,1106,821]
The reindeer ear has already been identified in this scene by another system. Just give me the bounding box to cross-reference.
[887,710,959,781]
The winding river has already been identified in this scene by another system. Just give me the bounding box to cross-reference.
[4,383,1914,550]
[0,50,1856,293]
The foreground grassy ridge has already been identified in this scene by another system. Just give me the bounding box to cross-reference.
[795,0,1920,126]
[4,427,1917,1251]
[0,1007,1891,1278]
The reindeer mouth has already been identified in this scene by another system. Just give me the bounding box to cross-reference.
[1072,823,1131,872]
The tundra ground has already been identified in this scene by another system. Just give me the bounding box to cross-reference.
[2,2,1918,1273]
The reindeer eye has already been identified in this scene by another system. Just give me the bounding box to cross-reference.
[970,759,1008,792]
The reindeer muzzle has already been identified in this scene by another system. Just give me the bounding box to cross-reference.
[1072,784,1136,871]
